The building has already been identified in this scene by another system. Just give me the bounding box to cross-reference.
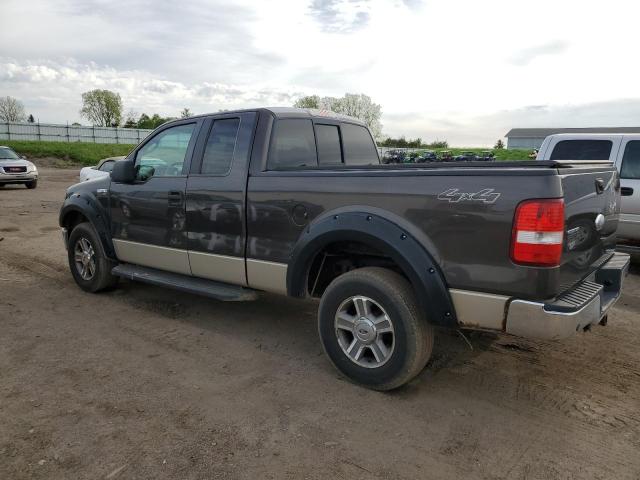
[505,127,640,150]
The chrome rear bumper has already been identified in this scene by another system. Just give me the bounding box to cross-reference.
[505,253,631,340]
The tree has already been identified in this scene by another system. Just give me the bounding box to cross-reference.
[180,108,192,119]
[494,139,505,149]
[136,113,175,129]
[27,114,35,123]
[0,96,26,122]
[293,93,383,138]
[293,95,320,109]
[79,89,123,127]
[123,110,139,128]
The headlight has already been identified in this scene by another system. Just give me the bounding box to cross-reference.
[26,162,37,173]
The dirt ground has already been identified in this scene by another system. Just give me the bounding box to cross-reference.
[1,165,640,480]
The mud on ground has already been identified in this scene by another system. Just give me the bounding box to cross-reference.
[1,166,639,479]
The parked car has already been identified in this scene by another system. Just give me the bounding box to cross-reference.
[537,134,640,253]
[59,107,629,391]
[79,156,125,182]
[439,150,454,161]
[416,151,438,162]
[381,149,404,164]
[454,151,479,162]
[477,151,495,161]
[0,146,38,189]
[403,151,420,163]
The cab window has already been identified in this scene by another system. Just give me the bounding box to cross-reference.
[268,119,317,169]
[550,140,612,161]
[135,123,195,179]
[316,124,342,165]
[201,118,240,175]
[341,123,379,165]
[621,141,640,179]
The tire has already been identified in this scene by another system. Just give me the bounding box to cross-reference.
[318,267,434,391]
[67,222,118,292]
[26,180,37,189]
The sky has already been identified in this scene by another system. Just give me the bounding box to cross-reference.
[2,0,640,146]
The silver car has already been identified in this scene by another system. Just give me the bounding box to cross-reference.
[0,146,38,189]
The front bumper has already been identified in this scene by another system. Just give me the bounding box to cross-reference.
[505,252,631,340]
[0,171,38,184]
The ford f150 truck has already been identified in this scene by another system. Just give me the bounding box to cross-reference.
[59,108,630,390]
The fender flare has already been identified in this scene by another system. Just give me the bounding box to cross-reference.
[287,211,457,327]
[59,194,116,259]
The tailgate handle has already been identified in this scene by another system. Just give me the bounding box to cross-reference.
[621,186,634,196]
[595,178,605,194]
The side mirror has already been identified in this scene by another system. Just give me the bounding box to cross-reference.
[111,158,136,183]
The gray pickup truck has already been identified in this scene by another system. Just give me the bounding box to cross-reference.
[59,107,630,390]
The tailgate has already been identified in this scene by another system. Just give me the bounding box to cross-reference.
[557,163,620,291]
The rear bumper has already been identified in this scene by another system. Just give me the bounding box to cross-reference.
[505,252,631,340]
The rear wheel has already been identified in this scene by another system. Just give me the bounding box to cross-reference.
[318,267,433,391]
[26,180,37,189]
[67,222,118,292]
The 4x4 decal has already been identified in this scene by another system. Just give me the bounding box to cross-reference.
[437,188,501,204]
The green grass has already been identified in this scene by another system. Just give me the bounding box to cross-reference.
[2,140,135,166]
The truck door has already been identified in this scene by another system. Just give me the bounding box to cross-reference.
[185,112,256,285]
[616,137,640,242]
[110,120,201,275]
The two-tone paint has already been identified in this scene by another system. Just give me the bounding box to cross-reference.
[60,107,624,336]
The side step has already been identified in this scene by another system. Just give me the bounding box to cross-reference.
[111,264,259,302]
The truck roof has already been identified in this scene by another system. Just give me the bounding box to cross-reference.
[185,107,365,126]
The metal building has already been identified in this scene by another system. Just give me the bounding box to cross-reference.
[505,127,640,150]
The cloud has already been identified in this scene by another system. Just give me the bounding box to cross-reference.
[308,0,371,32]
[509,40,569,66]
[0,58,303,123]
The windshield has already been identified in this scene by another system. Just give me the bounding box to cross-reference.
[0,147,20,160]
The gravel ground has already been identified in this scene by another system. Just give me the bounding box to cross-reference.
[1,165,639,480]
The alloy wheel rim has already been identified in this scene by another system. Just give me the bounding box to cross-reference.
[334,295,395,368]
[74,237,96,281]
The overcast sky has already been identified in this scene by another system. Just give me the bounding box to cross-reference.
[2,0,639,146]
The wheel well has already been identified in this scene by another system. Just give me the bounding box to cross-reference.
[62,210,88,233]
[307,241,406,297]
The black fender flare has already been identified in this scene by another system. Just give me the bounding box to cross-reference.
[287,211,457,327]
[59,193,116,259]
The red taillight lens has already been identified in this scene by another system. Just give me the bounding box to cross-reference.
[511,199,564,266]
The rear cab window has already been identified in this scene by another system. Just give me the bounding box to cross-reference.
[550,140,613,160]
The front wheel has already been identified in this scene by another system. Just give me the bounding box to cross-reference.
[67,222,118,292]
[318,267,434,391]
[26,180,37,189]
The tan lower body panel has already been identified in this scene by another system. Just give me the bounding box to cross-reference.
[189,251,246,285]
[246,259,288,295]
[112,239,191,276]
[449,289,509,331]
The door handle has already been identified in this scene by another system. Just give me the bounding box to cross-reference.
[168,191,183,205]
[621,187,634,196]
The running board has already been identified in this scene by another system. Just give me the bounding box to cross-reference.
[111,264,259,301]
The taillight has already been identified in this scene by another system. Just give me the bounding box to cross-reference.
[511,199,564,267]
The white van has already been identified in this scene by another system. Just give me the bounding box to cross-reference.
[537,134,640,251]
